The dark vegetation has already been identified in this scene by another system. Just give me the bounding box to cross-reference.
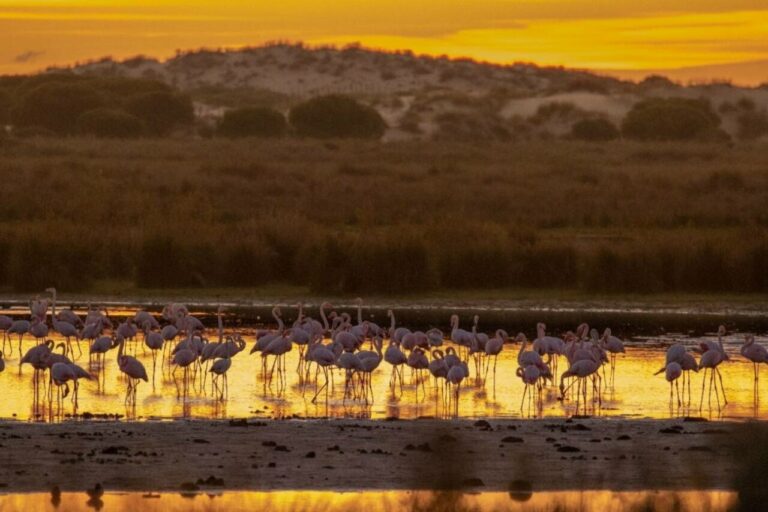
[289,95,387,139]
[217,107,287,138]
[1,74,194,136]
[621,98,724,141]
[0,138,765,295]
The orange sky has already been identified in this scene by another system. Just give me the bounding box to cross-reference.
[1,1,767,84]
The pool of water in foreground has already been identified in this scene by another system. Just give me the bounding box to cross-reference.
[0,490,739,512]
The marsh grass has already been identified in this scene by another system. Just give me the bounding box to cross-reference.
[0,137,765,294]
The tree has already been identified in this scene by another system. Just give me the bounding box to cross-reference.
[621,97,722,141]
[571,118,619,141]
[217,107,287,138]
[126,91,194,135]
[289,95,386,139]
[76,108,144,138]
[11,81,104,134]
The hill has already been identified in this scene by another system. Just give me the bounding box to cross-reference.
[45,43,768,141]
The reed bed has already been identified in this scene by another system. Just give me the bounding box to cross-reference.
[0,136,765,293]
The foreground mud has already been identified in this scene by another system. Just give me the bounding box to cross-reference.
[0,417,758,493]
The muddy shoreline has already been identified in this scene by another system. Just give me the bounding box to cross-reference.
[1,294,767,335]
[0,418,755,493]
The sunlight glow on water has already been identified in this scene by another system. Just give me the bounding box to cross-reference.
[0,322,766,422]
[0,490,739,512]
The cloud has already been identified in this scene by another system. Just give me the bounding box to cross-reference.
[13,50,45,63]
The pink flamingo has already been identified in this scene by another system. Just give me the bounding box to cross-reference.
[698,325,729,410]
[8,319,30,358]
[656,361,683,407]
[46,288,81,359]
[117,336,148,405]
[741,334,767,389]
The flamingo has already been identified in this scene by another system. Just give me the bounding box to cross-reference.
[517,364,542,412]
[741,334,767,390]
[46,288,81,359]
[209,356,232,400]
[116,336,148,405]
[657,361,683,407]
[533,323,565,382]
[384,339,407,393]
[449,314,474,356]
[143,325,164,384]
[428,349,449,396]
[30,296,49,322]
[406,347,429,397]
[484,329,508,382]
[387,310,411,344]
[699,325,729,410]
[30,317,49,344]
[446,359,469,415]
[89,335,113,369]
[358,336,384,403]
[600,327,625,384]
[262,333,292,390]
[0,314,12,354]
[8,318,30,358]
[171,332,198,398]
[559,358,601,414]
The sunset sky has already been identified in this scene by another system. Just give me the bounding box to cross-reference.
[1,1,767,84]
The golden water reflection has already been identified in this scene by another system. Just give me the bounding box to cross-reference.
[0,490,739,512]
[1,329,767,422]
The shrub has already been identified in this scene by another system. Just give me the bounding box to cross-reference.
[126,91,194,135]
[76,108,144,138]
[289,95,386,139]
[11,82,104,134]
[571,118,620,141]
[736,110,768,140]
[217,107,287,138]
[621,97,721,141]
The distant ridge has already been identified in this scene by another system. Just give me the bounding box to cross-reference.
[54,42,768,141]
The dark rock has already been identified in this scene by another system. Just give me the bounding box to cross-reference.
[557,446,581,452]
[501,436,523,443]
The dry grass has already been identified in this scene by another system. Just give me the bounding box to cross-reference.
[0,136,765,293]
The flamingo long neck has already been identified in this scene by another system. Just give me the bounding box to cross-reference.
[117,337,124,361]
[357,303,362,325]
[273,308,284,332]
[320,304,329,332]
[537,324,545,340]
[517,336,527,365]
[50,291,57,319]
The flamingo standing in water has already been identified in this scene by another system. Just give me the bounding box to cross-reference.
[209,355,232,400]
[116,336,148,405]
[656,361,683,407]
[741,334,767,394]
[0,315,12,354]
[46,288,81,358]
[600,328,625,385]
[385,339,407,394]
[446,359,469,416]
[8,319,30,358]
[699,325,729,410]
[483,329,508,383]
[559,358,601,414]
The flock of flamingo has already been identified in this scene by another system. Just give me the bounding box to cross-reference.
[0,290,766,417]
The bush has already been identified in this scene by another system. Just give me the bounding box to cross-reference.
[126,91,194,135]
[217,107,287,138]
[570,118,619,141]
[76,108,144,138]
[736,110,768,140]
[289,95,386,139]
[621,97,721,141]
[11,82,104,134]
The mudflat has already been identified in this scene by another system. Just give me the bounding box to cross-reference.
[0,417,752,493]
